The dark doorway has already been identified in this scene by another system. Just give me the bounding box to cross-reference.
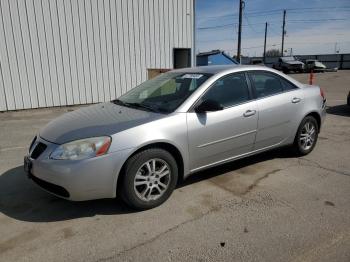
[174,48,191,69]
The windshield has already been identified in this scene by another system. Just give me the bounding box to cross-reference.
[315,61,325,67]
[113,72,211,113]
[281,56,297,62]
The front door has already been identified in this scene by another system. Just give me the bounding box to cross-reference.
[187,72,258,171]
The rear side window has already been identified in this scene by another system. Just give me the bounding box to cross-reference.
[249,72,283,98]
[202,73,250,108]
[280,77,298,91]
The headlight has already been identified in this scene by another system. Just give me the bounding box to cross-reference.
[50,136,111,160]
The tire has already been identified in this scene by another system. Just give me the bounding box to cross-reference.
[293,116,319,156]
[120,148,178,210]
[282,67,289,74]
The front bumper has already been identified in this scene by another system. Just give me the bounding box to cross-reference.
[25,136,133,201]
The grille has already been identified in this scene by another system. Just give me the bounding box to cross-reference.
[30,142,47,159]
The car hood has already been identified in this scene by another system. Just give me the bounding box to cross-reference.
[314,62,326,68]
[284,60,304,65]
[40,102,166,144]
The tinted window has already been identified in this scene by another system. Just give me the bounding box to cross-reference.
[280,77,297,91]
[201,73,250,107]
[250,72,283,98]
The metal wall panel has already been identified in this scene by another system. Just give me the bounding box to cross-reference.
[0,0,14,110]
[0,59,7,111]
[0,0,194,111]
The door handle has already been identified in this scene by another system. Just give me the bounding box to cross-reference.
[243,110,256,117]
[292,97,301,103]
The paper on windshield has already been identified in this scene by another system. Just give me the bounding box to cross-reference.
[181,74,203,79]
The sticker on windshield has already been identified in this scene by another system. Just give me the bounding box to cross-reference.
[181,74,203,79]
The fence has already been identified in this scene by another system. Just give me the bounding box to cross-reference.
[243,54,350,69]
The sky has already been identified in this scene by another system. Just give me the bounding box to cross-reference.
[196,0,350,57]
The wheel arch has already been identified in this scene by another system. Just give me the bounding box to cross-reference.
[116,142,185,194]
[305,111,321,132]
[292,111,321,142]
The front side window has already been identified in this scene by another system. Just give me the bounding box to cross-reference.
[115,72,211,113]
[250,72,283,98]
[200,73,250,108]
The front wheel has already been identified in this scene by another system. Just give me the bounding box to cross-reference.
[293,116,319,155]
[120,148,178,210]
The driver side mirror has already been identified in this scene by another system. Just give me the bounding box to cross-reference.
[194,99,223,113]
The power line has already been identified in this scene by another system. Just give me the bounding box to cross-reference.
[246,6,350,15]
[198,6,350,21]
[197,38,235,43]
[197,17,350,30]
[197,22,268,30]
[197,23,236,30]
[243,12,262,33]
[288,18,348,22]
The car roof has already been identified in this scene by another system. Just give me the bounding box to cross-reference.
[171,65,267,75]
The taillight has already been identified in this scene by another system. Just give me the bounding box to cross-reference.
[320,87,325,100]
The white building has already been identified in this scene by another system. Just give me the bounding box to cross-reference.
[0,0,195,111]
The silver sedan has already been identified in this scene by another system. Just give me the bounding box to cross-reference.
[24,65,326,210]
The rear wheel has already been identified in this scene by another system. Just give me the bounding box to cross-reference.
[120,148,178,210]
[293,116,319,155]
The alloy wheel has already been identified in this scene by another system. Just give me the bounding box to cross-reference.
[133,158,171,201]
[299,121,316,151]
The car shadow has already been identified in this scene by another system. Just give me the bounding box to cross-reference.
[326,104,350,117]
[0,166,135,222]
[178,147,294,188]
[0,148,294,223]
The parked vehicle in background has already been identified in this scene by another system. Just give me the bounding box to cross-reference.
[24,65,326,210]
[305,59,327,72]
[273,56,305,73]
[304,59,338,72]
[250,58,264,65]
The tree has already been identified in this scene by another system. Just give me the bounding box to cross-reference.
[265,49,280,57]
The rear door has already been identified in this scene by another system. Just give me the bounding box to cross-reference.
[248,70,304,150]
[187,72,258,171]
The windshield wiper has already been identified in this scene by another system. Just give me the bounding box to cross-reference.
[112,99,159,113]
[124,102,160,113]
[112,99,126,106]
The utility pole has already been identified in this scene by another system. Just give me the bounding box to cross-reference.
[237,0,244,64]
[281,10,286,56]
[263,22,268,63]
